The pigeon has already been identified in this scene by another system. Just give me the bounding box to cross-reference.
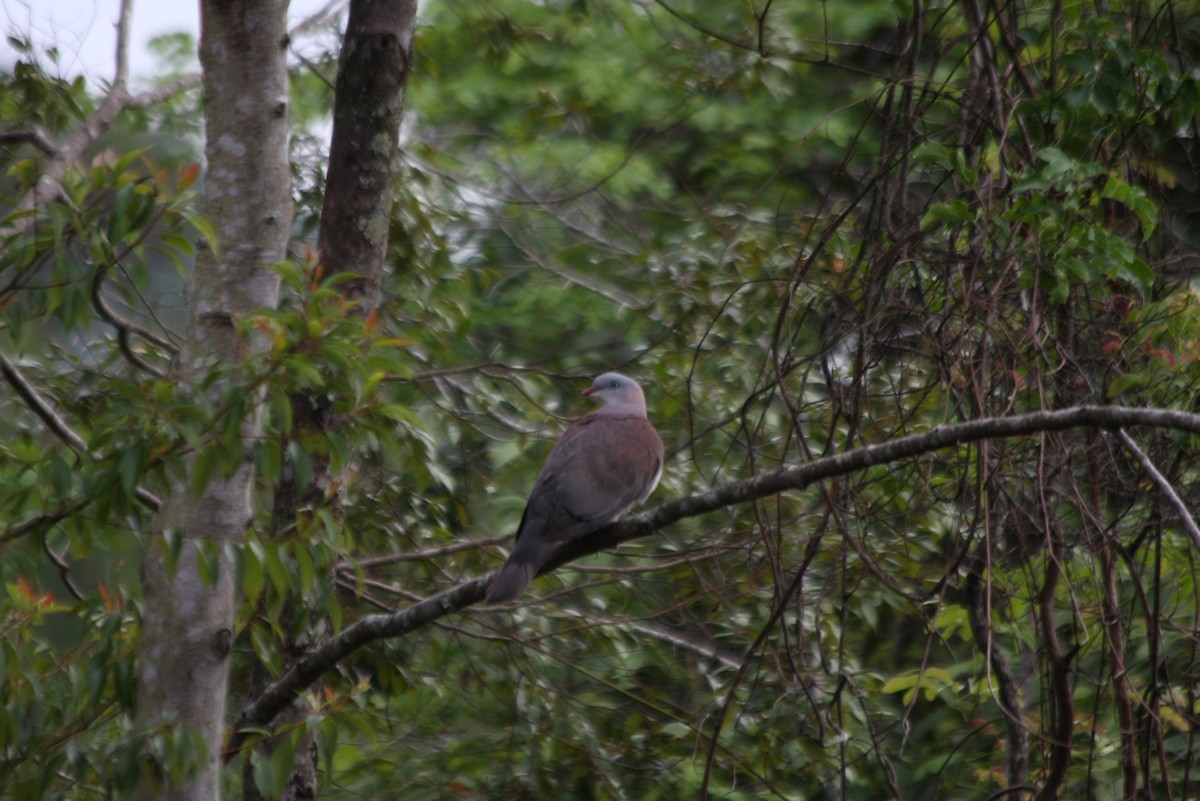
[486,372,664,603]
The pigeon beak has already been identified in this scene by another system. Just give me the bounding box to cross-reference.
[582,386,597,396]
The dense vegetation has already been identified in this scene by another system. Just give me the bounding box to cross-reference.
[2,0,1199,798]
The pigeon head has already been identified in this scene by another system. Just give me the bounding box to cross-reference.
[582,372,647,415]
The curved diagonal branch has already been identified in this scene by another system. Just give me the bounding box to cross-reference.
[967,567,1028,789]
[0,353,161,510]
[2,1,332,238]
[1115,428,1200,550]
[1,354,90,452]
[91,236,179,377]
[7,0,133,234]
[227,404,1200,753]
[0,128,58,156]
[1035,546,1072,801]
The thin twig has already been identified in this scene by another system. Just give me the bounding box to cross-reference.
[42,536,85,601]
[125,74,203,110]
[289,0,347,37]
[0,128,59,156]
[1115,428,1200,551]
[1,354,90,451]
[0,353,162,510]
[1,0,333,237]
[4,0,133,233]
[0,501,84,545]
[340,533,510,570]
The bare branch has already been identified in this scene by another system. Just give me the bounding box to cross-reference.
[651,0,758,53]
[1115,428,1200,551]
[125,74,204,110]
[1,353,90,452]
[501,232,645,310]
[1035,544,1072,801]
[0,128,59,156]
[112,0,132,88]
[5,0,134,234]
[339,533,510,570]
[966,568,1028,788]
[0,500,85,545]
[42,537,85,601]
[90,229,180,374]
[618,619,742,669]
[227,404,1200,750]
[2,0,326,235]
[0,353,162,510]
[646,0,884,76]
[289,0,346,37]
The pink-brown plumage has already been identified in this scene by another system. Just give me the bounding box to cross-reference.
[486,373,664,604]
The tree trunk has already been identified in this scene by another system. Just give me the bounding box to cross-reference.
[135,2,292,800]
[245,2,416,799]
[319,0,416,299]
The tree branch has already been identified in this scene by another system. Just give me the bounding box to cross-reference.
[124,75,204,110]
[2,1,334,238]
[967,567,1028,790]
[1035,548,1072,801]
[338,532,510,570]
[4,0,133,235]
[90,227,179,376]
[0,353,161,510]
[226,404,1200,752]
[0,127,59,156]
[1115,428,1200,550]
[0,501,84,545]
[1,354,90,452]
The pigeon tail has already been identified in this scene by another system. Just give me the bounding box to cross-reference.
[485,538,556,604]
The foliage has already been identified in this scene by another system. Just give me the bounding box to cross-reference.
[3,0,1200,799]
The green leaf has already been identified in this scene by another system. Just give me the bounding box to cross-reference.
[250,624,282,677]
[257,437,283,483]
[190,445,218,497]
[266,386,293,435]
[263,543,290,596]
[117,440,144,496]
[1099,176,1157,239]
[1106,372,1147,398]
[196,540,222,587]
[919,199,973,231]
[287,441,313,491]
[327,430,350,472]
[180,209,219,256]
[295,545,315,594]
[660,721,693,739]
[268,736,296,797]
[240,543,265,603]
[880,672,920,695]
[251,749,280,800]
